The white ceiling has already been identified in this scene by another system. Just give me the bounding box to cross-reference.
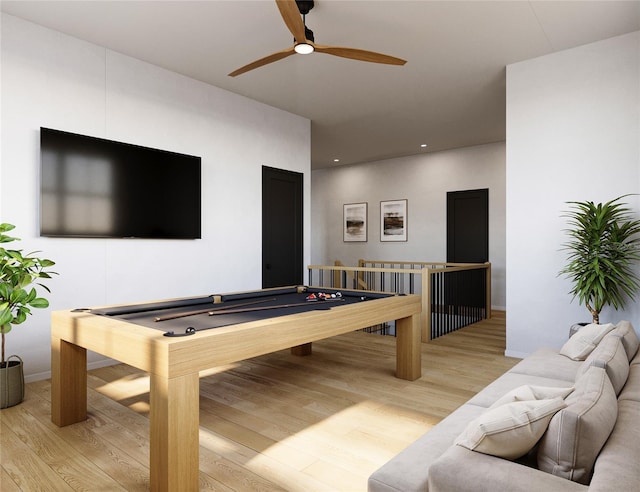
[2,1,639,169]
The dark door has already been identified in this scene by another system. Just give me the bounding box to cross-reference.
[444,189,489,316]
[262,166,303,288]
[447,188,489,263]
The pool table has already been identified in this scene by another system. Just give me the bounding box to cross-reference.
[51,286,421,492]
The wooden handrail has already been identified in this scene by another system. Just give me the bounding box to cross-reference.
[309,264,422,274]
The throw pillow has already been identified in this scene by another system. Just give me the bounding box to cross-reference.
[455,398,566,460]
[560,323,615,360]
[538,365,617,484]
[489,385,574,409]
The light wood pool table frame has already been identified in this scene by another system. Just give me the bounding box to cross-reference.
[51,286,421,491]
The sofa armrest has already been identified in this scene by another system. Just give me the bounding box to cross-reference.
[428,446,587,492]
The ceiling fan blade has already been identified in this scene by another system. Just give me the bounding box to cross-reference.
[229,46,296,77]
[276,0,307,43]
[314,44,406,66]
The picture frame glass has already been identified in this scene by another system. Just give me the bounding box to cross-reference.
[343,202,367,242]
[380,199,407,242]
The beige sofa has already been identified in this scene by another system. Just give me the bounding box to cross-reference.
[368,321,640,492]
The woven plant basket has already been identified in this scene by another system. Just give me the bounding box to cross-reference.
[1,355,25,409]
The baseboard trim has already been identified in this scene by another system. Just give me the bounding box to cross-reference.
[504,349,528,359]
[25,357,119,384]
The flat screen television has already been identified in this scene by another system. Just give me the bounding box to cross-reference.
[40,127,201,239]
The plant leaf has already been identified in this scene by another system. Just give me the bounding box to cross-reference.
[29,298,50,309]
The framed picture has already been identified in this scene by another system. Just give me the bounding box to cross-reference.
[380,199,407,242]
[343,202,368,242]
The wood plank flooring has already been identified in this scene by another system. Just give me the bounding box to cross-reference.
[1,312,517,491]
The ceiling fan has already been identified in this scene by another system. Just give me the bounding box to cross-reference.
[228,0,407,77]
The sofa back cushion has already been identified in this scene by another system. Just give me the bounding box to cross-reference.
[613,320,640,361]
[538,365,617,484]
[560,323,615,360]
[618,358,640,402]
[575,334,629,395]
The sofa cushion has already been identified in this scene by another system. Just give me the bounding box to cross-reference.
[538,365,617,484]
[368,403,486,492]
[575,334,629,395]
[613,320,640,361]
[467,371,576,408]
[428,445,588,492]
[489,385,574,409]
[455,398,566,460]
[507,347,582,382]
[560,323,615,360]
[587,400,640,491]
[618,359,640,402]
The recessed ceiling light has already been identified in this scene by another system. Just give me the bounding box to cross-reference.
[333,158,340,162]
[420,144,428,148]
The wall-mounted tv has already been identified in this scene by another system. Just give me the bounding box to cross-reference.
[40,127,201,239]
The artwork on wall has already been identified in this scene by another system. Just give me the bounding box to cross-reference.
[380,199,408,242]
[343,202,368,242]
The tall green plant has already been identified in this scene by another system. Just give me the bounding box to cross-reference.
[559,196,640,324]
[0,223,56,365]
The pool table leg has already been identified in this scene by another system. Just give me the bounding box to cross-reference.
[395,313,422,381]
[51,336,87,426]
[150,372,200,492]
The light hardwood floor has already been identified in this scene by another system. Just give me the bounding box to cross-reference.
[1,312,517,491]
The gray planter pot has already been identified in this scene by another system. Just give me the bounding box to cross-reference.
[0,355,25,409]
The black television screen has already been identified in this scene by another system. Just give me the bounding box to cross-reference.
[40,127,201,239]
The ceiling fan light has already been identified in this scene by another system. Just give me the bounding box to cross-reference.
[295,43,314,55]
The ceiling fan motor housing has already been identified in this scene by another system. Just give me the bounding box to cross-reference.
[296,1,314,15]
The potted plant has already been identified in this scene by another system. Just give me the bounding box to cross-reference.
[0,223,56,408]
[559,195,640,325]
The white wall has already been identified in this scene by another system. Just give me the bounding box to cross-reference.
[0,14,311,381]
[311,142,506,309]
[506,31,640,358]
